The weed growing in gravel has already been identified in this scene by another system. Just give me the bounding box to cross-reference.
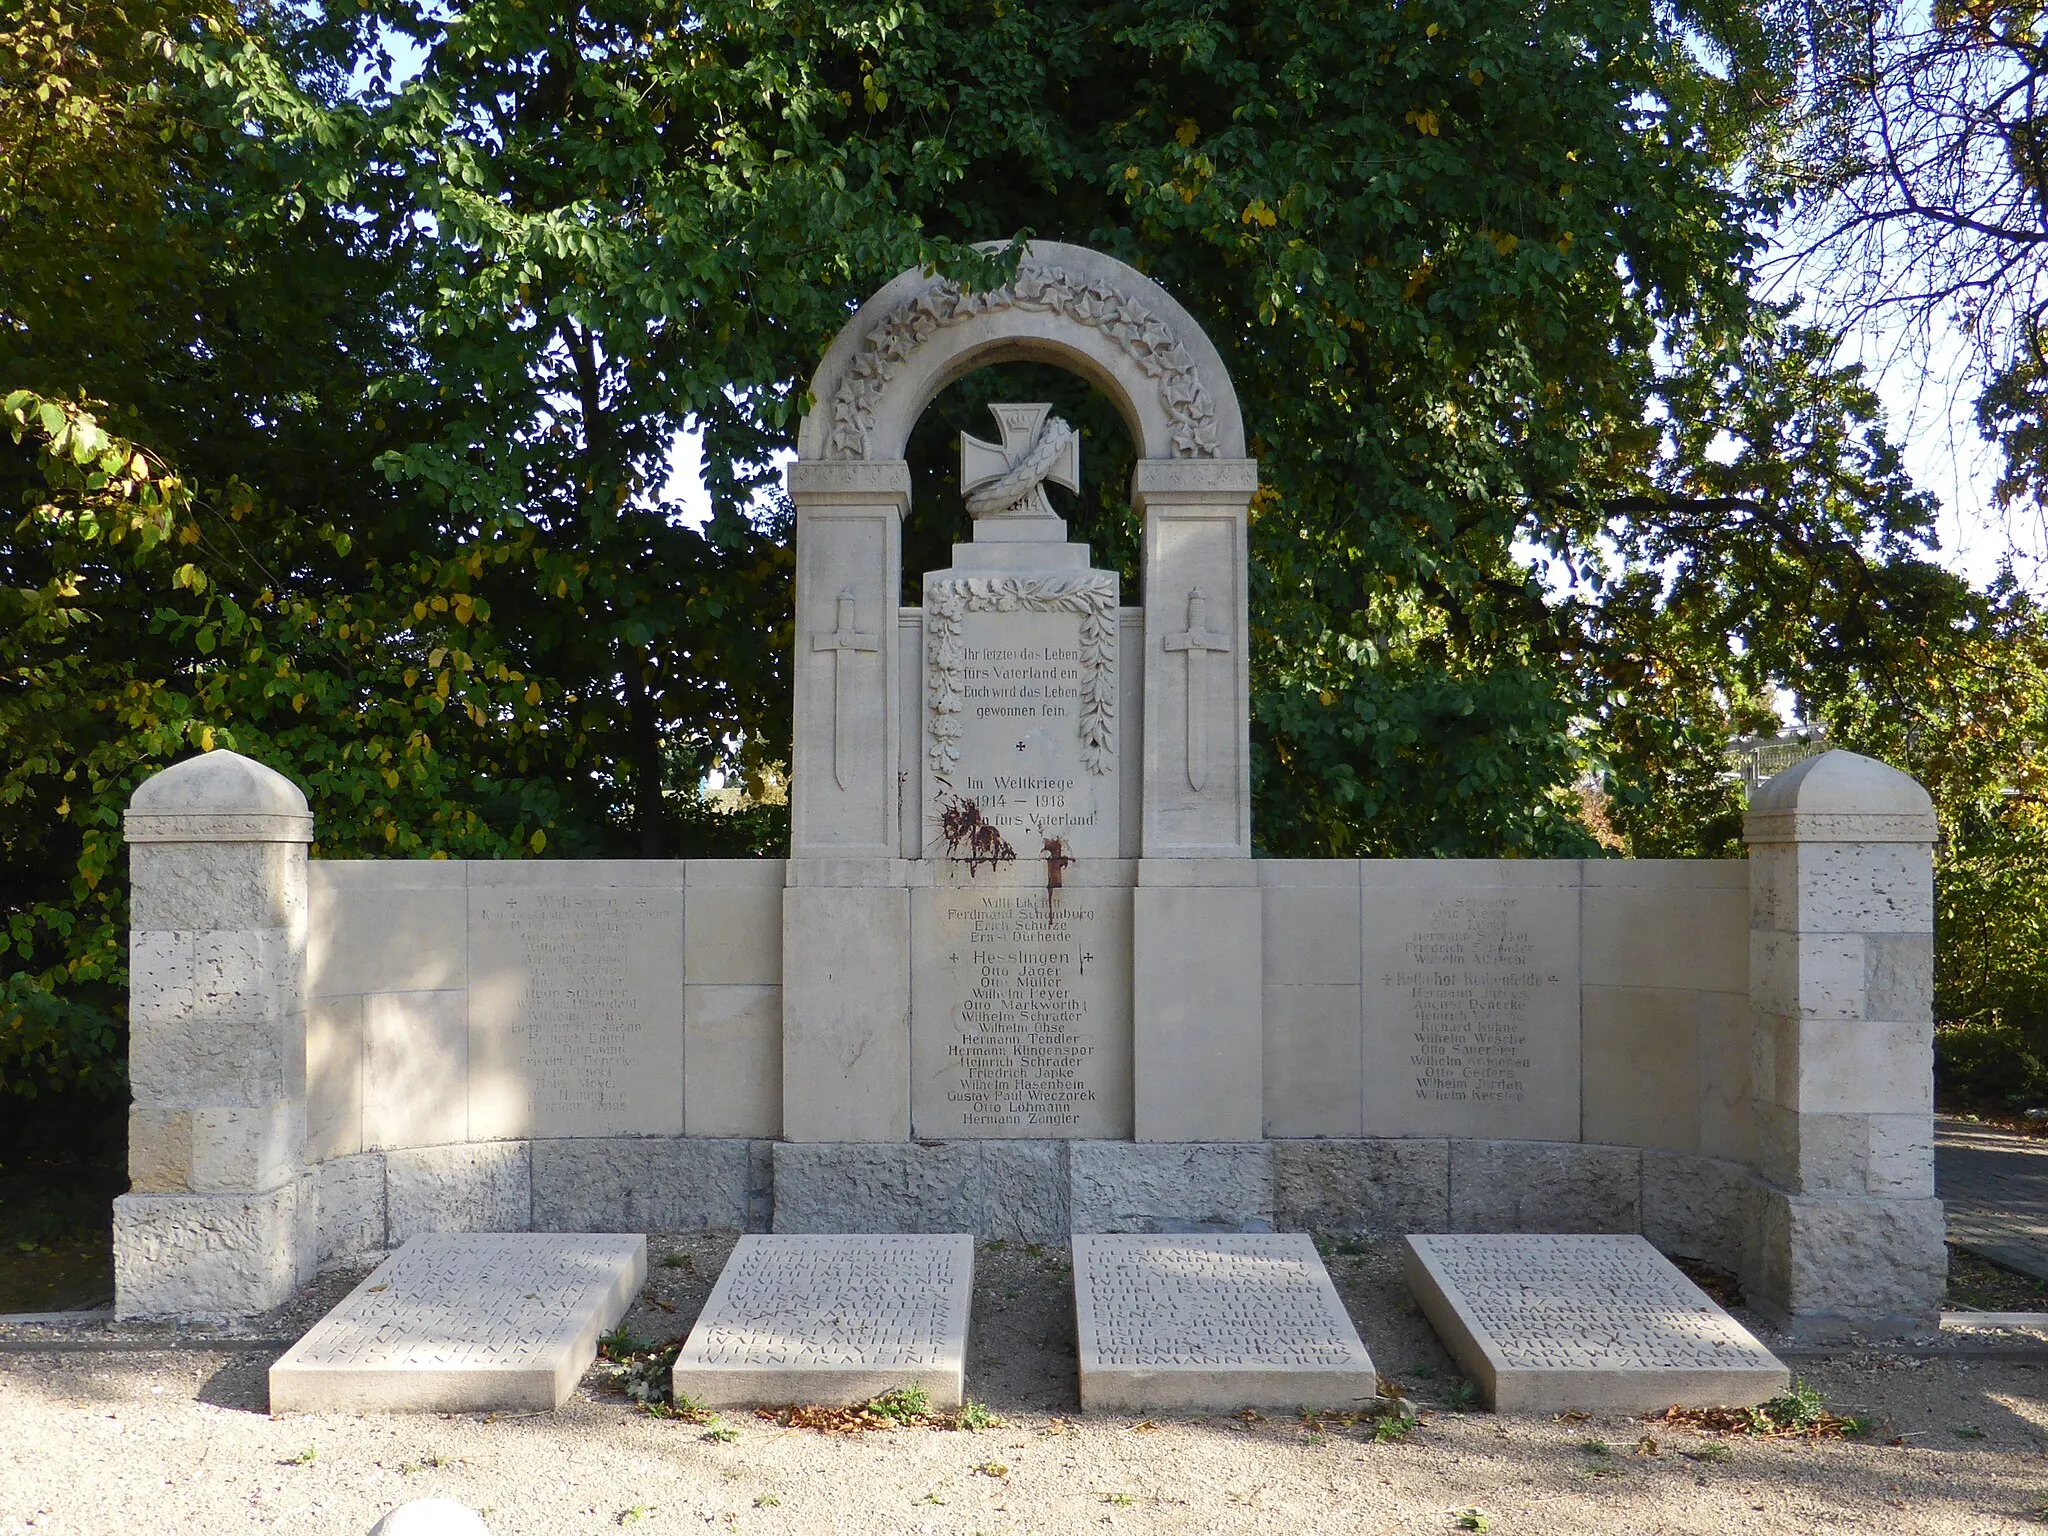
[598,1325,645,1362]
[1454,1510,1492,1531]
[868,1383,932,1423]
[700,1421,738,1444]
[956,1400,1002,1431]
[974,1462,1008,1478]
[1372,1407,1421,1443]
[286,1447,316,1466]
[661,1252,692,1271]
[753,1495,780,1508]
[1953,1424,1988,1439]
[1103,1492,1135,1507]
[608,1338,687,1409]
[1683,1443,1734,1464]
[1444,1381,1480,1411]
[616,1506,650,1526]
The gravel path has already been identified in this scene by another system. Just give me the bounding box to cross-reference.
[6,1235,2048,1535]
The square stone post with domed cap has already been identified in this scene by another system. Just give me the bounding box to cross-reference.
[1744,748,1945,1334]
[114,748,317,1319]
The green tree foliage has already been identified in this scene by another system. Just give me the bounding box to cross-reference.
[1,0,2011,1105]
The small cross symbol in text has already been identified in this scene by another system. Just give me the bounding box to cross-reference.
[1080,951,1095,975]
[1015,740,1028,752]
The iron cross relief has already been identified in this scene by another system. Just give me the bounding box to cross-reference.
[810,589,877,791]
[959,402,1080,521]
[1164,587,1231,792]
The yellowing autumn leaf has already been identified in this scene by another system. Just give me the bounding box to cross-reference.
[1406,108,1440,136]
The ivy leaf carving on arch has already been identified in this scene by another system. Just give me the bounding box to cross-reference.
[828,262,1220,460]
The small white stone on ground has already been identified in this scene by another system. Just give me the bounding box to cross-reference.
[1073,1233,1377,1412]
[1402,1233,1790,1412]
[367,1498,492,1536]
[268,1232,646,1414]
[670,1234,973,1408]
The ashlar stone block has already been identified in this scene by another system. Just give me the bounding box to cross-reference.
[268,1232,646,1413]
[671,1234,974,1408]
[1073,1233,1377,1412]
[1403,1233,1788,1412]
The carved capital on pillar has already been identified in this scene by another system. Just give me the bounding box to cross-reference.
[1743,750,1937,846]
[1130,457,1258,512]
[786,458,913,518]
[125,750,313,845]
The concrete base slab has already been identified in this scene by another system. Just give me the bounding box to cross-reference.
[1403,1234,1788,1413]
[268,1232,645,1413]
[1073,1233,1376,1413]
[671,1234,973,1408]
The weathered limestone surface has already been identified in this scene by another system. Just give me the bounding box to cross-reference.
[1449,1140,1642,1234]
[1743,750,1944,1332]
[385,1142,531,1245]
[1069,1141,1275,1234]
[1272,1139,1451,1235]
[118,750,315,1319]
[269,1232,646,1413]
[315,1152,388,1267]
[1404,1234,1788,1412]
[672,1234,974,1407]
[1074,1234,1376,1411]
[530,1137,754,1233]
[771,1141,1067,1242]
[114,1175,315,1322]
[780,879,911,1142]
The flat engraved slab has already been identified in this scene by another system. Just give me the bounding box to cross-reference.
[1074,1234,1377,1412]
[269,1232,646,1413]
[1403,1234,1790,1412]
[671,1234,973,1408]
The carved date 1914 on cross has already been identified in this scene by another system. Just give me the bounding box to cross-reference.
[811,589,877,791]
[1164,588,1231,792]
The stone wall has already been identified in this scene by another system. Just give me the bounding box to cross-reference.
[294,853,1754,1272]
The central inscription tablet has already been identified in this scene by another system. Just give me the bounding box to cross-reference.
[672,1234,974,1408]
[911,402,1134,1140]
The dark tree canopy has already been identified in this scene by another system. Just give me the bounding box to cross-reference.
[2,0,2031,1104]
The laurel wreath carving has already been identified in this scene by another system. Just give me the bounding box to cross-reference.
[964,414,1076,516]
[828,261,1220,460]
[925,574,1118,779]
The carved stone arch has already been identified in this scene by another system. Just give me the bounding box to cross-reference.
[785,239,1256,866]
[794,240,1246,465]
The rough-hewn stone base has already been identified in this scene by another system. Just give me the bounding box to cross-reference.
[114,1177,315,1321]
[269,1232,645,1413]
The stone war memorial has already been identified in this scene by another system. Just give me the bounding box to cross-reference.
[113,241,1942,1405]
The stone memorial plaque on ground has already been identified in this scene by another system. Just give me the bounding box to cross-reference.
[1402,1234,1789,1412]
[269,1232,645,1413]
[1073,1233,1377,1412]
[671,1234,974,1408]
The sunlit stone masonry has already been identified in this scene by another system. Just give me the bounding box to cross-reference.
[671,1234,974,1408]
[117,238,1944,1342]
[1074,1234,1377,1412]
[1403,1234,1789,1412]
